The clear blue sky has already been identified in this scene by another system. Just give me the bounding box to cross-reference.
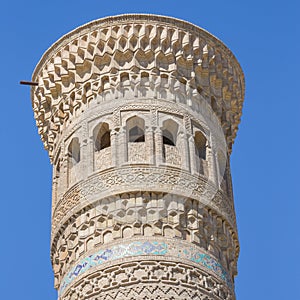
[1,1,299,299]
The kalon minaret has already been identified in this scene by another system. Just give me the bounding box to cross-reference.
[31,15,244,300]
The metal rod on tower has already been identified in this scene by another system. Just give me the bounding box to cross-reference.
[20,81,38,86]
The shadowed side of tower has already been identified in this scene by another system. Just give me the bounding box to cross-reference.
[31,14,244,300]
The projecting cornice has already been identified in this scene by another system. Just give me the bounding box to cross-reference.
[31,14,245,160]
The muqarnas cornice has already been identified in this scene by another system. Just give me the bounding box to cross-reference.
[31,14,244,161]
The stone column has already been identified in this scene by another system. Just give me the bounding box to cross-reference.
[62,145,69,190]
[189,135,197,174]
[87,134,94,174]
[179,130,190,171]
[145,126,154,164]
[206,145,217,184]
[154,127,163,165]
[81,122,89,180]
[118,126,128,165]
[110,128,118,167]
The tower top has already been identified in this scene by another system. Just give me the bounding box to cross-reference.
[31,14,245,160]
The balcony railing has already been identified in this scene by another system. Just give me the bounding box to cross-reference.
[163,145,181,167]
[95,147,112,170]
[128,142,147,163]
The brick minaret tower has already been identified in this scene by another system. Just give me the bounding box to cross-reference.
[31,14,244,300]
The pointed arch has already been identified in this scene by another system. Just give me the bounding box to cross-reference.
[68,137,80,165]
[217,151,229,193]
[127,116,145,143]
[94,122,111,151]
[93,122,111,170]
[161,119,181,166]
[126,116,146,162]
[68,137,80,186]
[162,119,178,145]
[194,131,206,160]
[194,131,207,175]
[217,151,227,181]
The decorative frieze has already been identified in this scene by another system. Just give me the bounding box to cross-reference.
[59,239,232,296]
[52,166,236,235]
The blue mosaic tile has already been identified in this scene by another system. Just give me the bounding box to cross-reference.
[59,241,168,295]
[178,247,231,287]
[58,240,231,296]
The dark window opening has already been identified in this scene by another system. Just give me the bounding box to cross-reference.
[195,132,206,160]
[162,129,175,146]
[95,131,110,151]
[68,138,80,165]
[94,123,111,151]
[129,126,145,142]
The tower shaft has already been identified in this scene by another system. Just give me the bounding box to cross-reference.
[31,14,244,300]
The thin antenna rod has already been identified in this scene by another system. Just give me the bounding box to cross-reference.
[20,81,38,86]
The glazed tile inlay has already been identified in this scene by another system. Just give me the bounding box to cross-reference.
[59,240,231,296]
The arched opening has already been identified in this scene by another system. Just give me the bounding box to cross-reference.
[217,151,228,193]
[94,123,111,151]
[162,119,181,166]
[68,138,80,165]
[194,131,207,175]
[218,151,226,179]
[129,125,145,142]
[162,129,175,146]
[68,138,80,186]
[127,116,146,162]
[127,116,145,143]
[93,122,111,170]
[195,131,206,160]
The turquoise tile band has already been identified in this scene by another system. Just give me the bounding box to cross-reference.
[59,240,231,295]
